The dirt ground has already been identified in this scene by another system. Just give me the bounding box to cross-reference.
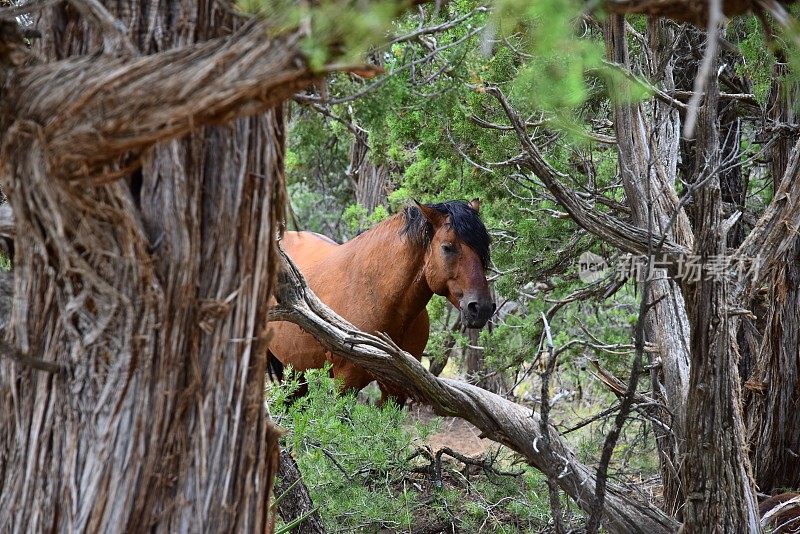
[407,402,493,458]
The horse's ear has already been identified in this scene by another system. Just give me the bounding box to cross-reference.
[469,198,481,213]
[413,200,446,227]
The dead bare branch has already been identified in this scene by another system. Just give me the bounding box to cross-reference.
[538,313,566,534]
[485,86,690,261]
[388,6,487,45]
[269,248,680,534]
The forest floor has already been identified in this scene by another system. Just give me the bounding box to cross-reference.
[408,403,492,457]
[292,370,661,532]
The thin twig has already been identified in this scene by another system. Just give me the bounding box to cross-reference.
[537,313,565,534]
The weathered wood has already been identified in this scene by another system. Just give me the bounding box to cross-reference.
[744,64,800,492]
[606,15,692,514]
[0,2,302,531]
[680,15,761,530]
[270,249,680,534]
[6,23,315,181]
[347,125,391,214]
[275,450,327,534]
[486,86,691,264]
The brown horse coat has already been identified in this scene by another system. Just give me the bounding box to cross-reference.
[268,200,493,401]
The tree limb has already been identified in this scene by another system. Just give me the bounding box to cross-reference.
[269,248,680,534]
[734,136,800,300]
[5,22,319,180]
[485,86,690,260]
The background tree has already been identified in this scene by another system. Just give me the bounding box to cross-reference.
[276,0,800,530]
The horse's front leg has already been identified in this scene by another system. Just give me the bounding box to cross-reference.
[329,355,373,397]
[377,384,408,409]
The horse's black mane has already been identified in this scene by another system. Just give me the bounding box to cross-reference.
[401,201,491,268]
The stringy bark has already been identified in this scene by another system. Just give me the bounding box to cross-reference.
[605,15,692,514]
[680,26,760,531]
[0,1,308,530]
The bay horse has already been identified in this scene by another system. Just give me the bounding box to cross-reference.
[267,199,494,405]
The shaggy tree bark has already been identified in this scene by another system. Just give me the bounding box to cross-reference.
[270,249,680,534]
[680,17,760,530]
[744,61,800,491]
[606,15,693,514]
[275,450,327,534]
[0,4,326,531]
[347,125,391,213]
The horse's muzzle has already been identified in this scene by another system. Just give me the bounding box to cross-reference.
[461,297,496,329]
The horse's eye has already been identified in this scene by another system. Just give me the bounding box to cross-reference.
[442,244,456,254]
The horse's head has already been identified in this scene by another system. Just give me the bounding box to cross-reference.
[408,199,495,329]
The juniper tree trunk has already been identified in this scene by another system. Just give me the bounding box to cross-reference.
[464,326,483,382]
[680,28,760,532]
[606,15,692,515]
[0,2,289,531]
[275,450,327,533]
[348,125,391,213]
[744,58,800,492]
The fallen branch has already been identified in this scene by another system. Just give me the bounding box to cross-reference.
[409,445,523,490]
[269,249,679,534]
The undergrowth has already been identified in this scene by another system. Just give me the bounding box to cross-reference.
[267,367,583,532]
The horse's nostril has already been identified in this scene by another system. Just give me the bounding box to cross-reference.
[467,302,479,315]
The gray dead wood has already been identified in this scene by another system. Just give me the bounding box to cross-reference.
[269,249,679,534]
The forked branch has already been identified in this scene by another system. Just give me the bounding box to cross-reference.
[485,87,689,261]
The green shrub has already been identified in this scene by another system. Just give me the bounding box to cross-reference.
[269,368,567,532]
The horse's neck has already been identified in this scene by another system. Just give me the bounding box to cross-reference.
[340,216,432,330]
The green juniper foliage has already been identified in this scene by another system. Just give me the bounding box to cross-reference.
[269,368,581,531]
[252,0,796,528]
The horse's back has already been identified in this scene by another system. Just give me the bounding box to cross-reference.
[270,229,429,394]
[268,231,340,374]
[281,231,339,270]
